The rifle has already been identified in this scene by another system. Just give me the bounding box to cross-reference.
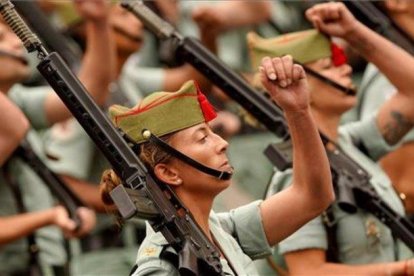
[342,1,414,56]
[12,139,84,228]
[0,1,223,275]
[120,0,414,251]
[11,0,81,71]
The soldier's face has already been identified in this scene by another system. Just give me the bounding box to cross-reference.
[158,123,232,197]
[306,57,357,115]
[110,5,143,56]
[0,22,30,84]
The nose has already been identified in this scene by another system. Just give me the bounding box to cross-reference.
[339,64,352,77]
[214,133,229,154]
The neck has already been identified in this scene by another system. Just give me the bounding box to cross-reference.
[116,52,129,78]
[311,107,341,141]
[176,189,214,240]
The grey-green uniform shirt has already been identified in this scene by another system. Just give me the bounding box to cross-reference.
[0,85,67,274]
[268,117,413,264]
[133,200,272,276]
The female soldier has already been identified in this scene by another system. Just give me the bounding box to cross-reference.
[100,52,335,274]
[249,2,414,274]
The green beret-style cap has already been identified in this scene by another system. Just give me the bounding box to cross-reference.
[109,80,216,144]
[247,29,331,69]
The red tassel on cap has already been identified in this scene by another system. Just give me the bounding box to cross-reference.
[195,82,217,122]
[331,42,347,67]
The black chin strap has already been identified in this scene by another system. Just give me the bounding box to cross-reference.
[143,130,233,181]
[303,66,357,96]
[293,59,357,96]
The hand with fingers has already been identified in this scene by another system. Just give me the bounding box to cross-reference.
[259,56,310,113]
[192,6,227,37]
[52,206,77,236]
[67,207,96,238]
[52,206,96,238]
[73,0,111,23]
[305,2,358,39]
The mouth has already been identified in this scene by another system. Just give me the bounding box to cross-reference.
[0,49,29,66]
[220,161,233,172]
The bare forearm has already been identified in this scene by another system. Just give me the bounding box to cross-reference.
[78,19,115,105]
[260,109,333,245]
[285,109,333,207]
[219,1,271,29]
[345,22,414,94]
[0,209,56,245]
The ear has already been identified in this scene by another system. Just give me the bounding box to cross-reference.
[385,0,409,13]
[154,163,182,186]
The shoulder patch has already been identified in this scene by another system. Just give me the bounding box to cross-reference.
[141,246,162,258]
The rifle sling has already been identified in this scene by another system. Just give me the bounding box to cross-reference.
[322,207,339,263]
[2,162,41,276]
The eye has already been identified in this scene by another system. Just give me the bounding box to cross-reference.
[198,134,208,143]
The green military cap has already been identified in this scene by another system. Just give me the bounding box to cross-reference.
[109,80,217,144]
[247,29,331,70]
[55,0,120,28]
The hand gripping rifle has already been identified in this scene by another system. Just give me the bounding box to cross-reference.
[342,1,414,56]
[0,1,223,275]
[12,139,84,228]
[120,0,414,251]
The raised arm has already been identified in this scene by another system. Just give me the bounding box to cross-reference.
[0,92,29,165]
[43,0,115,125]
[192,1,271,36]
[258,56,334,246]
[306,2,414,145]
